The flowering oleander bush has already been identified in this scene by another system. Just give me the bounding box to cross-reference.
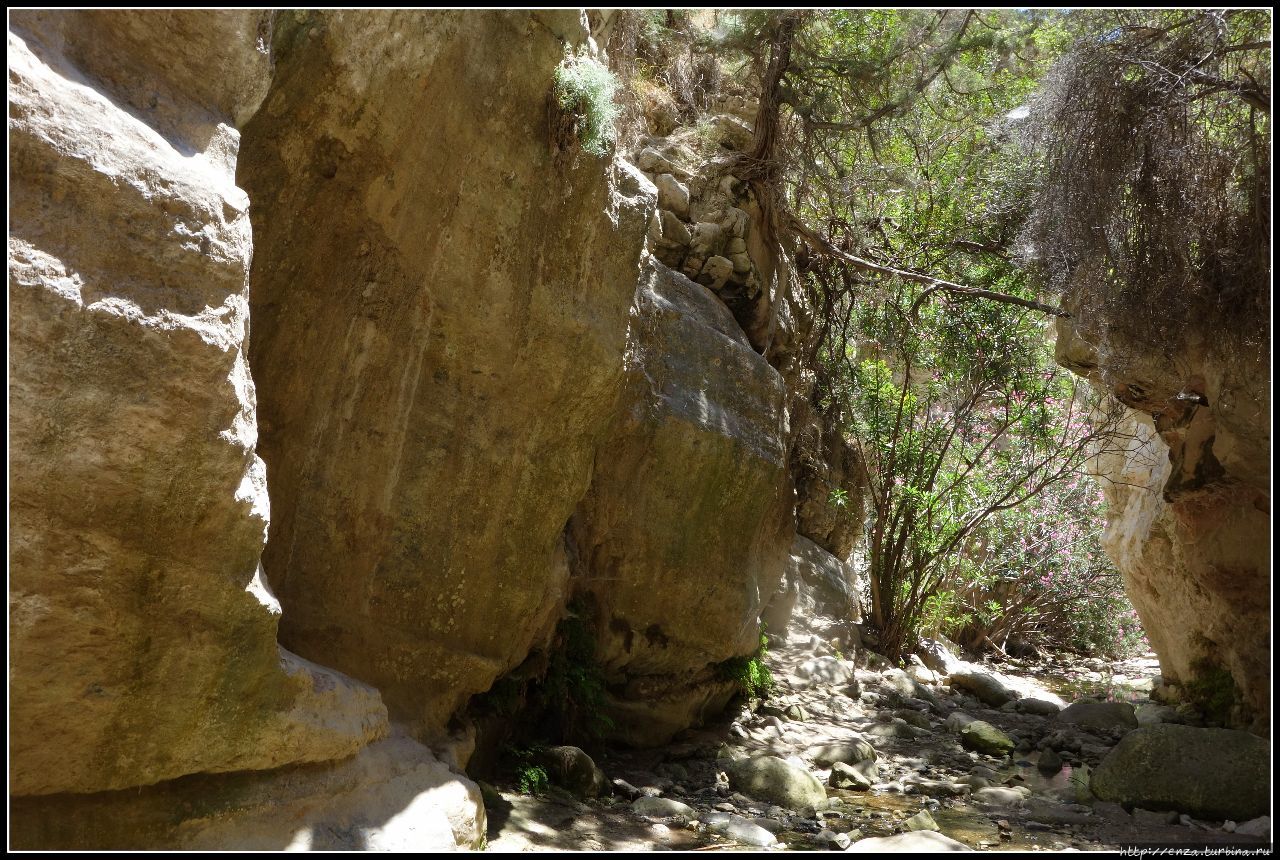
[939,466,1149,658]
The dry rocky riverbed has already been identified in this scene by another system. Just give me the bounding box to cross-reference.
[480,632,1270,852]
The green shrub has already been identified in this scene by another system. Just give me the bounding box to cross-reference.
[506,747,552,798]
[553,50,621,157]
[718,630,775,699]
[536,601,615,741]
[516,762,549,796]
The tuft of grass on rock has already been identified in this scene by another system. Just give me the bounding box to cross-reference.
[553,50,621,157]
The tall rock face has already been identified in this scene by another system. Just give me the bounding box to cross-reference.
[570,261,794,745]
[9,10,387,797]
[239,10,655,736]
[1058,304,1270,730]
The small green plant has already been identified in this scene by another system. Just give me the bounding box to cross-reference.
[829,487,851,508]
[516,762,549,796]
[553,50,621,157]
[506,746,551,796]
[718,630,775,699]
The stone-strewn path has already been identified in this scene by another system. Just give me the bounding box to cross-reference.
[482,632,1270,851]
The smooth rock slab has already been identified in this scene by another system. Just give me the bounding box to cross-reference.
[632,797,696,820]
[870,718,931,739]
[654,173,691,218]
[797,656,855,685]
[1234,816,1270,838]
[808,739,878,766]
[905,809,940,831]
[948,669,1018,707]
[972,786,1031,809]
[1091,725,1269,821]
[830,760,877,790]
[849,831,973,852]
[10,734,485,850]
[1016,698,1064,716]
[705,814,778,847]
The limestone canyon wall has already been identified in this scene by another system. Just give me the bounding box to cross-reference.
[9,9,387,798]
[8,8,809,848]
[1058,297,1271,731]
[570,260,794,745]
[239,9,655,738]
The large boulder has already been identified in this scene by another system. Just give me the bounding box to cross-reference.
[239,10,654,736]
[1056,701,1139,733]
[948,668,1018,707]
[536,746,608,799]
[8,10,385,796]
[10,734,486,850]
[959,721,1015,756]
[570,261,793,744]
[1091,724,1269,821]
[632,796,696,820]
[918,638,966,675]
[724,756,827,812]
[808,739,878,766]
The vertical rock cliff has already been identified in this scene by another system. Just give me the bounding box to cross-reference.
[9,9,386,798]
[1059,304,1270,731]
[570,260,794,745]
[239,10,655,737]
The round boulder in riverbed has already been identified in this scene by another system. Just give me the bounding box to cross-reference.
[724,755,828,812]
[808,739,877,766]
[959,720,1014,755]
[830,760,877,790]
[1016,698,1064,716]
[632,796,696,820]
[1056,701,1138,733]
[948,669,1018,707]
[538,746,608,798]
[1091,724,1269,822]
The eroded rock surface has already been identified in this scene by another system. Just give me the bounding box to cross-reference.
[763,535,863,642]
[1091,725,1270,822]
[1058,301,1270,729]
[9,10,384,796]
[10,734,485,850]
[571,260,793,744]
[240,10,654,736]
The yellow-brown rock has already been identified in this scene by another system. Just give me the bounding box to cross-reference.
[10,733,485,850]
[9,10,387,796]
[1059,301,1270,731]
[570,261,794,744]
[239,10,655,736]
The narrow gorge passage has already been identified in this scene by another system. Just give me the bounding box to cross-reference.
[7,8,1270,853]
[477,559,1268,851]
